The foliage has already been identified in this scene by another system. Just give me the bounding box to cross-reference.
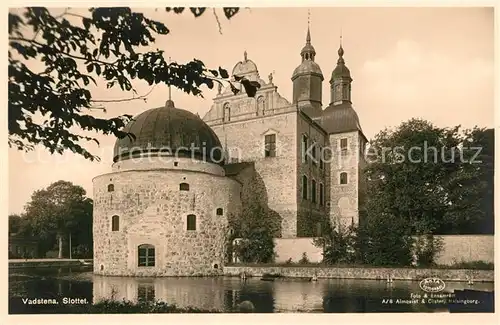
[314,224,359,265]
[365,119,493,236]
[357,119,494,266]
[413,234,444,267]
[22,180,93,258]
[8,7,259,161]
[229,203,276,264]
[299,252,309,264]
[356,212,414,267]
[234,228,275,264]
[9,298,224,314]
[8,214,23,234]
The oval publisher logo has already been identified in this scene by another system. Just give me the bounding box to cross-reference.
[419,277,446,293]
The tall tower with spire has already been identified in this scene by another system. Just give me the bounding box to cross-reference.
[291,13,324,118]
[321,35,367,231]
[330,35,352,105]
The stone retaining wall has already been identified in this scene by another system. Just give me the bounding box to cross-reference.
[223,266,494,282]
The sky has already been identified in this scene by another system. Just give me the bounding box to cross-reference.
[7,6,495,215]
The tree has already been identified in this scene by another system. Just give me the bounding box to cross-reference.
[9,7,259,161]
[441,127,494,234]
[359,119,493,265]
[230,204,275,264]
[23,180,92,258]
[8,214,23,235]
[313,224,359,265]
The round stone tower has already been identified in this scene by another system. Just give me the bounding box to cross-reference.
[92,100,241,276]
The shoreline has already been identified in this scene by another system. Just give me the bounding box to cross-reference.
[8,259,494,283]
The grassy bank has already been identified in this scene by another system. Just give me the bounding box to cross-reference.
[9,298,224,314]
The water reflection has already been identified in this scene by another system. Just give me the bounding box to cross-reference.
[8,268,495,313]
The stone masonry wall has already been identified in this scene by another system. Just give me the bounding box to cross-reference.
[327,131,361,229]
[296,113,328,237]
[224,266,494,282]
[208,111,299,238]
[93,160,241,276]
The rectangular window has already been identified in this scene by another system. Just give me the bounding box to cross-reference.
[319,146,324,169]
[302,175,308,200]
[264,134,276,157]
[302,135,308,163]
[340,138,348,153]
[312,144,317,165]
[187,214,197,231]
[138,246,155,267]
[311,180,317,203]
[319,183,324,206]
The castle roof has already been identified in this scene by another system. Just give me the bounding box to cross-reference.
[113,100,223,164]
[321,102,363,134]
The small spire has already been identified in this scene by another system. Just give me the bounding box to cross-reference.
[337,31,345,63]
[168,56,172,101]
[306,9,311,44]
[244,50,248,62]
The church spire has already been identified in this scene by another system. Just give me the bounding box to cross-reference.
[330,33,352,105]
[300,10,316,62]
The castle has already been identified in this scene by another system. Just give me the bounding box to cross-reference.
[92,27,367,276]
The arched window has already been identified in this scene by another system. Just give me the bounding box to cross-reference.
[138,244,155,267]
[311,180,317,203]
[340,172,348,185]
[107,184,114,192]
[223,103,231,122]
[216,208,223,216]
[257,96,265,116]
[179,183,190,191]
[302,175,308,200]
[187,214,197,231]
[111,215,119,231]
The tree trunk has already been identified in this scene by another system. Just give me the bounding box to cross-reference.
[57,232,63,259]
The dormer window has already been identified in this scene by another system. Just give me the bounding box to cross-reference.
[179,183,190,191]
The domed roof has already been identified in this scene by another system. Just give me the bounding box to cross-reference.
[300,43,316,56]
[113,100,223,164]
[331,64,351,79]
[292,60,324,78]
[321,102,363,134]
[330,46,352,81]
[232,51,258,76]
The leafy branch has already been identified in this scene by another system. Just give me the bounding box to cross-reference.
[8,7,257,161]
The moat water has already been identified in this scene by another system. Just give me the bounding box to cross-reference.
[9,267,494,313]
